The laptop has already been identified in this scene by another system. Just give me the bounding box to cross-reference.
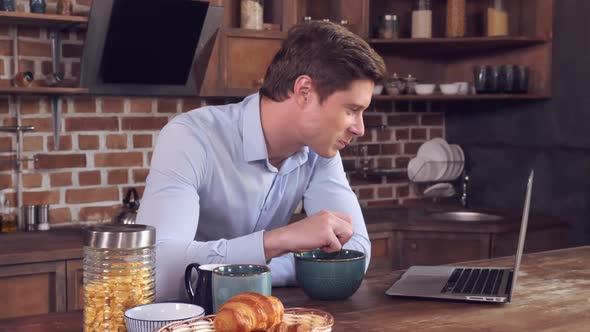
[386,170,534,303]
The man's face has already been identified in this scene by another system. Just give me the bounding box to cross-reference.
[301,79,374,158]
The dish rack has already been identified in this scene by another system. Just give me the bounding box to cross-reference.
[408,160,465,183]
[407,160,469,207]
[156,307,334,332]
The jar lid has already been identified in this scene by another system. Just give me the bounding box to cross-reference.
[83,224,155,249]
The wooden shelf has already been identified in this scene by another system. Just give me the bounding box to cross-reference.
[224,28,286,39]
[0,11,87,30]
[0,86,88,96]
[372,93,549,101]
[369,36,549,55]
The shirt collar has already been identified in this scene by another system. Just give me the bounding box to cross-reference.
[242,93,268,162]
[241,93,310,172]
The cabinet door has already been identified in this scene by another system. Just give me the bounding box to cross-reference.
[491,226,569,258]
[0,261,66,319]
[395,231,490,269]
[368,230,395,270]
[66,259,84,311]
[222,30,283,96]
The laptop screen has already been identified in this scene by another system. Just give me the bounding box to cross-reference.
[509,170,534,298]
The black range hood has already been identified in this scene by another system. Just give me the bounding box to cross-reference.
[80,0,222,97]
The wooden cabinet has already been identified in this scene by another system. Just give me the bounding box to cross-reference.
[0,259,84,318]
[202,0,553,100]
[394,231,489,269]
[65,259,84,311]
[365,207,569,270]
[200,0,371,97]
[0,261,66,319]
[219,29,284,96]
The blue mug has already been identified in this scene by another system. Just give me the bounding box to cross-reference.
[212,264,271,313]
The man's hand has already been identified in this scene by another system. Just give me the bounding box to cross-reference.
[263,210,354,261]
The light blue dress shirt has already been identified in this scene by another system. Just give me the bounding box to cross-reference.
[137,93,371,301]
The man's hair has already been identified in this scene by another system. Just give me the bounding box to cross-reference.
[260,20,387,104]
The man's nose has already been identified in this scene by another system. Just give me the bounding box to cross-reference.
[350,113,365,137]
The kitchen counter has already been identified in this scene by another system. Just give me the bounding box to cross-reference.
[0,228,83,266]
[361,205,566,233]
[1,246,588,331]
[0,206,568,268]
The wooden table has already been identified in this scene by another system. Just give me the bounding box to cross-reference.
[1,246,589,331]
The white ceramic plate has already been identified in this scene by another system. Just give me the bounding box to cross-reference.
[449,144,465,180]
[408,156,435,182]
[423,182,456,198]
[418,138,452,181]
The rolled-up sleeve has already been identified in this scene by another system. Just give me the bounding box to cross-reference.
[302,153,371,271]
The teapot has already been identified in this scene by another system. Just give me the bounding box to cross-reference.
[113,188,140,224]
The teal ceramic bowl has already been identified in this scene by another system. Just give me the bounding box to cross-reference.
[294,249,366,300]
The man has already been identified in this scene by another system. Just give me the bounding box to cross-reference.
[138,20,386,301]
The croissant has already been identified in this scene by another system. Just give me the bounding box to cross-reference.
[214,292,284,332]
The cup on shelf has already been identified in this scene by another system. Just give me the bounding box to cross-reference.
[373,84,384,96]
[499,65,515,93]
[415,83,436,95]
[439,83,459,95]
[56,0,73,16]
[486,65,500,93]
[0,0,16,11]
[30,0,47,14]
[473,65,487,93]
[514,65,529,93]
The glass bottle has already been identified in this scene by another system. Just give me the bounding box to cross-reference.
[1,0,16,11]
[379,14,399,39]
[240,0,264,30]
[487,0,508,36]
[446,0,466,37]
[411,0,432,38]
[83,224,155,332]
[403,74,418,94]
[29,0,46,14]
[0,194,16,233]
[385,73,404,95]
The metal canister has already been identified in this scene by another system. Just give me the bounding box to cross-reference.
[83,224,156,332]
[23,205,36,231]
[36,204,50,231]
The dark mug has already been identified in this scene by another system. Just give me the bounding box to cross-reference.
[514,65,529,93]
[499,65,515,93]
[184,263,225,315]
[486,65,500,93]
[473,65,487,93]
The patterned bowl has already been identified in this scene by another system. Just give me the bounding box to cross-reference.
[294,249,366,300]
[125,302,205,332]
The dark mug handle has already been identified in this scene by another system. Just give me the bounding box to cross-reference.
[184,263,201,303]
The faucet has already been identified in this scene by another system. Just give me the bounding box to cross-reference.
[460,171,469,208]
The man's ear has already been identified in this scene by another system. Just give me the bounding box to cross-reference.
[293,75,313,107]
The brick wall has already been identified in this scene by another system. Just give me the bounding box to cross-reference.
[344,102,444,207]
[0,0,444,226]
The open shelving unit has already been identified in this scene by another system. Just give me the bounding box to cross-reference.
[372,93,549,102]
[0,86,88,95]
[367,0,553,101]
[0,11,87,29]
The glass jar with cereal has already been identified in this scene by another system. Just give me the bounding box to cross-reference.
[83,224,156,332]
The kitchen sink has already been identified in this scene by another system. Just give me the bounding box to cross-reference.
[427,211,504,222]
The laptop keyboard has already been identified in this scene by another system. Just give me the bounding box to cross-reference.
[441,268,513,295]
